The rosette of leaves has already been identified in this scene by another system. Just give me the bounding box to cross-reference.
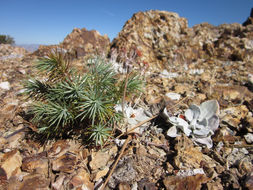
[163,100,220,148]
[23,50,143,146]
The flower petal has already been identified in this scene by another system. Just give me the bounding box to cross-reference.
[167,126,179,137]
[208,115,219,132]
[188,104,201,120]
[199,100,219,121]
[185,109,193,122]
[193,136,213,148]
[169,117,191,136]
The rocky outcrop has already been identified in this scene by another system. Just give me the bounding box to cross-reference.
[61,28,110,58]
[33,28,110,59]
[33,44,58,57]
[0,44,28,60]
[111,10,190,70]
[243,8,253,26]
[111,10,253,71]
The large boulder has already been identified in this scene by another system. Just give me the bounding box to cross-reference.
[243,8,253,26]
[111,10,189,70]
[32,44,58,57]
[61,28,110,58]
[110,10,253,71]
[33,28,110,59]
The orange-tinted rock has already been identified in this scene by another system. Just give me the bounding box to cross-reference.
[89,145,118,171]
[69,169,94,190]
[111,10,189,70]
[118,182,131,190]
[174,136,216,170]
[19,173,50,190]
[33,28,110,59]
[163,174,209,190]
[48,140,70,157]
[52,153,77,173]
[21,152,48,176]
[211,85,253,108]
[0,150,22,179]
[61,28,110,58]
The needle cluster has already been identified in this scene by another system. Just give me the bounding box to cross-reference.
[23,50,143,146]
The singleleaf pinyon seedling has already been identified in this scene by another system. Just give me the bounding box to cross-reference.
[23,50,144,146]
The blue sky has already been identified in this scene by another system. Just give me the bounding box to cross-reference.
[0,0,252,44]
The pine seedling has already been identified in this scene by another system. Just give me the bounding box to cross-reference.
[89,123,112,146]
[23,51,144,145]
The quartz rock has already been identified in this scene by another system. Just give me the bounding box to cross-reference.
[244,133,253,144]
[0,82,10,90]
[89,145,117,171]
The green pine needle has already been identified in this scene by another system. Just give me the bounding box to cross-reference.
[23,52,144,145]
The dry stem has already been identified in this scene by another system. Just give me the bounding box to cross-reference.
[101,135,132,190]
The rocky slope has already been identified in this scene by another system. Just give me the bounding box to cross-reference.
[0,9,253,190]
[0,44,28,61]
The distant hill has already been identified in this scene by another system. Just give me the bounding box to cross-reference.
[15,44,42,52]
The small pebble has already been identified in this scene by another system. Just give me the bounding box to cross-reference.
[244,133,253,144]
[0,81,10,90]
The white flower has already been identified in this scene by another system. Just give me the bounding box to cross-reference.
[164,100,220,148]
[115,104,150,126]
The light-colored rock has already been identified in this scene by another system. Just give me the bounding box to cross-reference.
[69,169,94,190]
[108,157,137,189]
[89,145,118,171]
[238,158,252,176]
[6,125,26,149]
[52,175,66,190]
[174,136,217,169]
[0,44,28,60]
[0,150,22,179]
[0,81,10,90]
[244,133,253,144]
[165,92,181,101]
[93,167,109,181]
[220,105,249,129]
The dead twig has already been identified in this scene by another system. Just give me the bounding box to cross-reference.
[101,135,132,190]
[166,95,189,111]
[116,114,158,139]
